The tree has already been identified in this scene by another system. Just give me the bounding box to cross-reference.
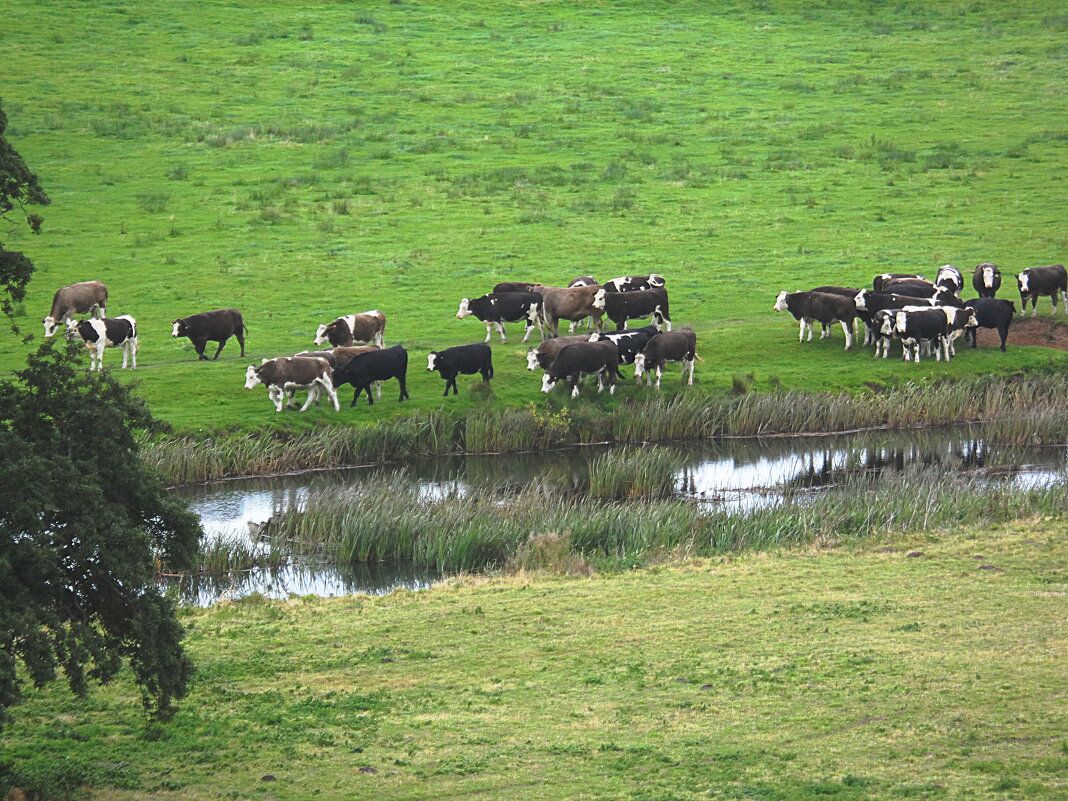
[0,101,202,733]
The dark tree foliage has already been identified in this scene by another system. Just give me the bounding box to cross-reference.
[0,102,201,733]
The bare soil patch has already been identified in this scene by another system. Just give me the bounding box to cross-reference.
[975,316,1068,350]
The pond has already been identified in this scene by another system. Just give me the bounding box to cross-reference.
[166,427,1066,605]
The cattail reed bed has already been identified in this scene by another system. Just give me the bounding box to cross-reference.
[144,376,1068,486]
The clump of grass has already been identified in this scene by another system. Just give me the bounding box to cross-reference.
[587,446,678,499]
[510,531,592,576]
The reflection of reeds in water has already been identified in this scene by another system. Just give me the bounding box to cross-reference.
[145,376,1068,485]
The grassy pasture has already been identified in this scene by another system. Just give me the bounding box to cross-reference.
[2,0,1068,435]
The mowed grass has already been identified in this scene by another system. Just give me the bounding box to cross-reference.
[2,521,1065,800]
[2,1,1068,432]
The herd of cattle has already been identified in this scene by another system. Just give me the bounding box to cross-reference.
[40,273,696,411]
[38,261,1065,410]
[774,262,1067,360]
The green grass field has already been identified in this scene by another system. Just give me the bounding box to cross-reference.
[2,520,1065,800]
[3,0,1068,433]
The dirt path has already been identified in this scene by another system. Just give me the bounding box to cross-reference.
[974,315,1068,350]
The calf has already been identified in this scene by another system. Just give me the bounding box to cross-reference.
[526,335,592,371]
[492,281,541,294]
[66,315,137,371]
[427,343,493,396]
[773,290,855,349]
[963,297,1015,351]
[457,292,544,343]
[602,287,671,332]
[314,310,386,347]
[935,264,964,296]
[972,262,1002,298]
[171,308,246,360]
[633,329,698,389]
[244,356,338,412]
[43,280,108,337]
[1016,265,1067,317]
[886,309,948,363]
[332,345,410,407]
[540,340,618,398]
[603,274,665,293]
[534,285,606,337]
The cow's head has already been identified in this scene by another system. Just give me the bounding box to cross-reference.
[1017,272,1030,292]
[648,274,665,288]
[633,353,647,378]
[42,316,60,338]
[773,290,789,311]
[244,365,262,390]
[427,352,439,372]
[983,266,998,288]
[456,299,472,319]
[525,349,540,371]
[854,290,869,310]
[876,311,894,337]
[171,320,186,338]
[894,310,909,334]
[962,308,978,329]
[592,288,606,310]
[313,323,330,346]
[540,373,557,394]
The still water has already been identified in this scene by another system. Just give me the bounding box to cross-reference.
[166,428,1066,605]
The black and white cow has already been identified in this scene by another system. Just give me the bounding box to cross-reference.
[972,263,1002,298]
[854,291,954,346]
[171,308,246,360]
[963,297,1015,352]
[935,264,964,296]
[457,292,544,343]
[1016,265,1068,317]
[43,280,108,337]
[774,290,855,349]
[602,274,665,293]
[66,315,137,371]
[332,345,410,407]
[244,356,339,412]
[540,340,618,398]
[633,329,698,389]
[526,335,592,371]
[876,280,962,304]
[872,273,926,292]
[492,281,542,294]
[602,287,671,332]
[885,308,949,363]
[314,310,386,347]
[427,343,493,396]
[589,326,659,377]
[870,309,898,358]
[567,276,598,288]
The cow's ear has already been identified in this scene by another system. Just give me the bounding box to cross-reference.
[261,358,268,364]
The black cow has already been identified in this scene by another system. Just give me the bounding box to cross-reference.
[1016,264,1067,317]
[492,281,541,294]
[457,292,544,343]
[633,329,698,389]
[603,274,665,293]
[935,265,964,296]
[602,287,671,331]
[67,315,137,371]
[540,340,618,398]
[872,273,926,292]
[774,290,855,349]
[877,280,961,304]
[171,308,246,360]
[963,298,1015,352]
[886,308,949,363]
[427,343,493,396]
[589,328,657,378]
[972,263,1002,298]
[332,345,409,407]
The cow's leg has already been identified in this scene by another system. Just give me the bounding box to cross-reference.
[375,381,382,400]
[497,322,507,343]
[483,322,493,344]
[94,340,106,371]
[654,366,663,390]
[685,357,695,385]
[299,384,321,412]
[841,320,852,350]
[364,382,375,406]
[398,374,409,401]
[522,321,534,342]
[797,319,806,342]
[567,321,578,334]
[130,337,138,369]
[120,340,130,369]
[236,330,246,357]
[211,339,226,360]
[320,378,340,412]
[273,387,286,412]
[569,376,580,399]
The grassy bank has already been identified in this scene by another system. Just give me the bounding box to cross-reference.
[3,520,1065,800]
[3,0,1068,433]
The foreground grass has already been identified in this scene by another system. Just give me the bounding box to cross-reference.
[3,521,1065,800]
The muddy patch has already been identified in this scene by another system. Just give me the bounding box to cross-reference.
[975,316,1068,350]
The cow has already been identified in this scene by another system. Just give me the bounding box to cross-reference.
[602,274,665,293]
[540,340,618,398]
[773,290,855,349]
[427,343,493,396]
[456,292,544,343]
[42,280,108,337]
[963,297,1015,352]
[313,310,386,347]
[294,345,381,368]
[809,286,864,338]
[870,309,898,358]
[244,356,338,412]
[972,263,1002,298]
[534,284,606,337]
[903,305,976,358]
[332,345,410,407]
[876,280,961,304]
[171,308,246,360]
[873,273,926,292]
[854,291,955,347]
[935,265,964,296]
[1016,265,1067,317]
[633,329,698,389]
[886,308,949,363]
[526,335,592,371]
[492,281,542,294]
[602,287,671,332]
[589,326,659,377]
[567,276,598,288]
[66,315,137,371]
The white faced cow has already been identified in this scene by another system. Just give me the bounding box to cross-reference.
[633,329,697,389]
[314,310,387,347]
[66,315,137,371]
[43,280,108,337]
[244,356,339,412]
[1016,265,1068,317]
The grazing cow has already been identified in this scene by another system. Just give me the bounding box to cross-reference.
[602,274,666,293]
[1016,265,1067,317]
[457,292,544,343]
[633,329,698,389]
[492,281,542,294]
[887,308,949,363]
[567,276,598,288]
[873,273,926,292]
[972,262,1002,298]
[244,356,339,412]
[602,287,671,332]
[332,345,410,407]
[43,280,108,337]
[963,297,1015,352]
[534,285,606,337]
[526,335,592,371]
[773,290,855,349]
[314,310,386,347]
[935,265,964,296]
[427,343,493,396]
[540,340,619,398]
[66,315,137,371]
[171,308,246,360]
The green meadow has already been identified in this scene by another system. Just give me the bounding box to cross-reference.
[3,0,1068,434]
